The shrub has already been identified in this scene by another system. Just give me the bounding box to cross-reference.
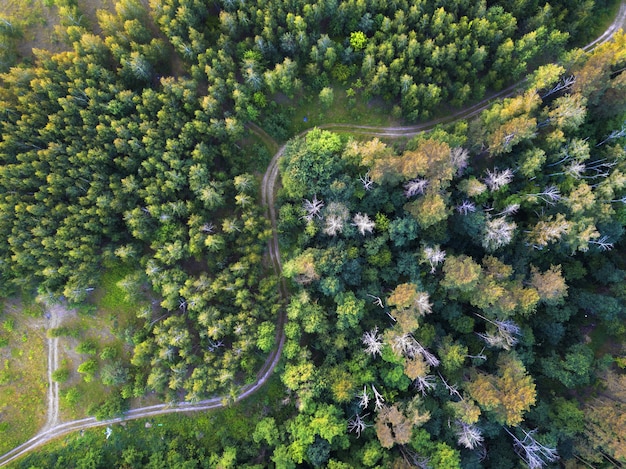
[52,368,71,383]
[48,326,80,338]
[76,339,97,355]
[77,358,98,382]
[99,346,117,360]
[2,318,15,333]
[63,388,80,406]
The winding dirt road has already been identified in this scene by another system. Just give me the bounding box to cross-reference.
[1,6,625,466]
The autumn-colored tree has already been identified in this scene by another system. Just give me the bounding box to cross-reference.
[530,265,568,305]
[578,370,626,464]
[403,355,429,381]
[404,192,449,229]
[526,213,571,250]
[375,397,430,448]
[283,249,319,284]
[467,353,536,426]
[404,139,454,188]
[448,397,481,425]
[387,283,432,333]
[441,255,482,294]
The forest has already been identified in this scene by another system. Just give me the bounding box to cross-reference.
[0,0,625,467]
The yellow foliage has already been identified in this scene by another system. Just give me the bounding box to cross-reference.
[530,264,568,304]
[404,192,449,229]
[467,354,536,426]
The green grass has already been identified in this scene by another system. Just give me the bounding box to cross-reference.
[12,375,291,468]
[0,301,47,455]
[95,265,139,314]
[55,265,149,420]
[56,316,128,420]
[287,85,400,136]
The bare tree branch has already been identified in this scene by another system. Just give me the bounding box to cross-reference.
[348,413,370,438]
[362,327,384,357]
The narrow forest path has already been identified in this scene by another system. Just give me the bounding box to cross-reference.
[1,5,625,466]
[40,305,60,433]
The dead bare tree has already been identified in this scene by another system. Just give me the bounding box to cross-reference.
[475,313,521,350]
[301,195,324,221]
[483,216,517,251]
[357,386,370,409]
[371,385,385,411]
[456,200,477,215]
[596,123,626,147]
[438,372,462,400]
[466,347,487,362]
[422,245,446,273]
[362,327,384,357]
[484,168,514,191]
[589,235,613,251]
[540,74,575,99]
[413,374,437,396]
[524,186,561,205]
[400,446,430,469]
[359,172,374,191]
[404,178,429,198]
[450,147,470,175]
[505,427,559,469]
[352,212,376,235]
[456,421,484,450]
[367,294,384,308]
[347,413,370,437]
[495,203,521,216]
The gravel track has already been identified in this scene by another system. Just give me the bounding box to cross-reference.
[1,7,624,466]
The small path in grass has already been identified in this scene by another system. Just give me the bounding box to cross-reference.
[39,302,75,433]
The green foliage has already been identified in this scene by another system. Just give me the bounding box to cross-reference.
[2,1,626,466]
[349,31,367,52]
[77,358,98,383]
[541,344,595,388]
[335,291,365,330]
[280,129,345,198]
[99,346,117,360]
[89,393,129,420]
[76,339,97,355]
[47,326,80,338]
[51,368,70,383]
[101,361,129,386]
[319,87,335,110]
[2,318,14,333]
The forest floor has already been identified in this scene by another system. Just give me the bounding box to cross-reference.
[0,299,47,456]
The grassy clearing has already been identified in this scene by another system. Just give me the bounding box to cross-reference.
[55,306,131,421]
[0,299,47,455]
[0,0,115,65]
[94,265,139,315]
[55,265,147,420]
[287,85,400,136]
[13,375,291,468]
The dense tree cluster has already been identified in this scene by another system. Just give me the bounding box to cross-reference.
[0,0,277,403]
[145,0,612,121]
[275,36,626,467]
